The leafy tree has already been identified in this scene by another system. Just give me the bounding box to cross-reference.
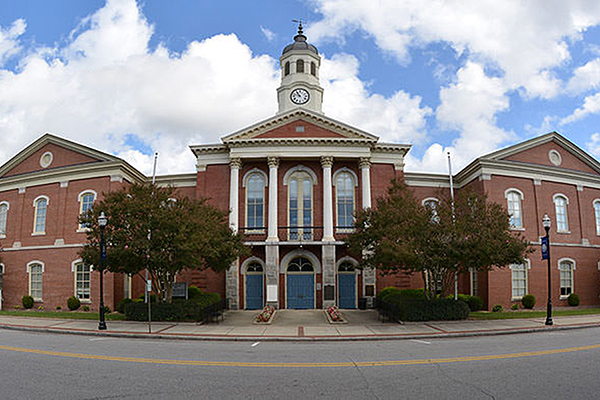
[347,180,530,299]
[79,183,248,303]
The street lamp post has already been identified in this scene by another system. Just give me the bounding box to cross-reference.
[98,212,108,330]
[542,214,553,326]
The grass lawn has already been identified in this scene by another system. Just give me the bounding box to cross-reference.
[0,310,127,321]
[470,307,600,320]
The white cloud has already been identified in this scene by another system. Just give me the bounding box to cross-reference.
[567,58,600,94]
[560,92,600,125]
[0,18,25,65]
[320,53,432,143]
[260,26,276,42]
[586,132,600,158]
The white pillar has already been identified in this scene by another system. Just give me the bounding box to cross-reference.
[229,158,242,232]
[321,156,334,241]
[267,157,279,242]
[359,157,372,209]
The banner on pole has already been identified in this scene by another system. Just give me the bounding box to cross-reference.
[541,236,549,260]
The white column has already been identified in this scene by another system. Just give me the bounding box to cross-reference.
[321,156,334,241]
[267,157,279,242]
[359,157,372,209]
[228,158,242,232]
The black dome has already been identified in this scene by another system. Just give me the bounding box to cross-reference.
[282,24,318,55]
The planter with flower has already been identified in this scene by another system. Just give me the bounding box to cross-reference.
[253,305,277,324]
[324,306,347,324]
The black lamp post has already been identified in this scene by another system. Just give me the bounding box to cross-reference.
[98,211,108,330]
[542,214,553,326]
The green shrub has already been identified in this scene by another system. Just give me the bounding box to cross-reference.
[188,285,202,299]
[82,305,90,311]
[492,304,503,312]
[567,293,580,307]
[56,306,62,310]
[22,295,34,309]
[511,303,519,310]
[396,298,469,321]
[522,294,536,309]
[125,292,222,322]
[457,294,484,311]
[103,306,111,314]
[117,298,134,314]
[138,293,157,303]
[67,296,81,311]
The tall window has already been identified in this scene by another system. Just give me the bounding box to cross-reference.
[28,262,43,300]
[296,59,304,73]
[511,262,528,299]
[289,172,313,240]
[246,174,265,229]
[78,191,96,229]
[335,172,355,229]
[553,194,569,232]
[0,202,8,237]
[506,190,523,228]
[284,61,290,76]
[559,260,574,297]
[33,196,48,234]
[594,200,600,235]
[470,268,478,297]
[310,62,316,76]
[422,198,439,223]
[74,262,91,300]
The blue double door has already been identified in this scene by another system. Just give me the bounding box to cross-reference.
[338,273,356,309]
[287,274,314,309]
[245,274,264,310]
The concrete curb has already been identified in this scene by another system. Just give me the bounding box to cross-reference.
[1,321,599,342]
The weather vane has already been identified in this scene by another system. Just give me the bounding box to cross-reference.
[292,19,305,35]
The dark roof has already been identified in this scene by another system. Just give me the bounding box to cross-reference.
[282,23,318,55]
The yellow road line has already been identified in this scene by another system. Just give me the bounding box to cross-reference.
[1,343,599,368]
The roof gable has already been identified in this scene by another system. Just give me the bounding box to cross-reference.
[480,132,600,175]
[0,133,121,178]
[222,109,378,143]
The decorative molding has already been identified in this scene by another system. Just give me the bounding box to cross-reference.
[283,164,318,185]
[242,168,269,188]
[230,158,242,169]
[320,156,334,168]
[358,157,371,169]
[267,157,280,169]
[60,181,69,188]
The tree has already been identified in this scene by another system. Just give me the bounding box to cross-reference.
[347,180,531,299]
[79,183,248,303]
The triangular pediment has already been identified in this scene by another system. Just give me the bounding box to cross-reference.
[480,131,600,175]
[222,109,379,143]
[0,133,121,178]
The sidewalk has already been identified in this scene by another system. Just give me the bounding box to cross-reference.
[1,310,600,341]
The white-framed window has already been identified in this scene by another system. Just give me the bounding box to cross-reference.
[553,194,569,232]
[27,261,44,301]
[244,171,266,230]
[33,196,49,235]
[78,190,96,230]
[0,201,8,237]
[505,189,524,229]
[469,268,478,297]
[72,260,91,300]
[422,197,440,223]
[334,169,357,230]
[287,169,315,240]
[510,261,529,300]
[559,259,575,298]
[593,200,600,235]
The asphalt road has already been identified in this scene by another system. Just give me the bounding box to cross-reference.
[1,327,599,399]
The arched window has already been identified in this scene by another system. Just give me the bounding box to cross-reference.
[559,259,574,297]
[505,189,524,229]
[288,171,313,240]
[78,191,96,229]
[338,262,355,272]
[246,174,265,229]
[73,261,91,300]
[0,202,8,237]
[246,262,264,273]
[287,257,314,272]
[335,171,355,229]
[33,196,49,234]
[510,261,528,299]
[310,62,316,76]
[422,198,439,223]
[284,61,290,76]
[553,194,569,232]
[594,200,600,235]
[27,261,44,300]
[296,59,304,73]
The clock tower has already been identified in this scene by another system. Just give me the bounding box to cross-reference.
[277,22,324,114]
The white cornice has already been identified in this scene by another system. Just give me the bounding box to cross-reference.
[404,173,451,188]
[153,174,197,187]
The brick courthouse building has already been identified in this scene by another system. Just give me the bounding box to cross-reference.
[0,28,599,311]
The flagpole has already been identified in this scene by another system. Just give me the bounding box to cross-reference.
[447,152,457,300]
[146,152,158,334]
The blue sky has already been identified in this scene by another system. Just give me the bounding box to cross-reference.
[1,0,600,175]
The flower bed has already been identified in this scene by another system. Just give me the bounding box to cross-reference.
[253,305,276,324]
[324,306,347,324]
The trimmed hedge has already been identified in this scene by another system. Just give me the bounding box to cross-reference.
[125,292,221,322]
[394,298,470,321]
[67,296,81,311]
[22,295,34,309]
[567,293,580,307]
[522,294,536,309]
[457,294,484,311]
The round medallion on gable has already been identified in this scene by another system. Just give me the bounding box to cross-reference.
[548,149,562,166]
[40,151,53,168]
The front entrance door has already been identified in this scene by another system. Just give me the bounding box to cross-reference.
[286,256,315,309]
[245,262,264,310]
[338,262,356,309]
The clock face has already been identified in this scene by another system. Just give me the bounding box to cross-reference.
[290,88,310,105]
